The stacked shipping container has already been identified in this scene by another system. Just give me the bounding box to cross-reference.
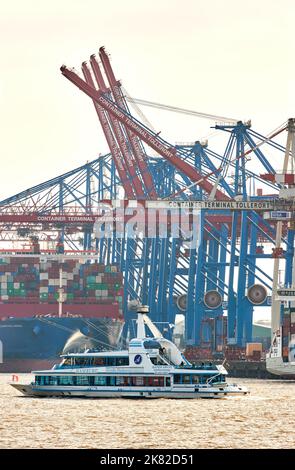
[281,307,295,362]
[0,257,123,316]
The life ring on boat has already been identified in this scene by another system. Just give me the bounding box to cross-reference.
[12,374,19,382]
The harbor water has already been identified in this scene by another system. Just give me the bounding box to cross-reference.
[1,374,295,449]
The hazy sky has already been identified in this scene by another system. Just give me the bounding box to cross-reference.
[1,0,295,199]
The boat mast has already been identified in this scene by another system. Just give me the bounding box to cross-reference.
[136,305,149,338]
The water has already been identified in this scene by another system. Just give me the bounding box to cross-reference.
[1,374,295,448]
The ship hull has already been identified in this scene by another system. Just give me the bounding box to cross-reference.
[0,316,123,373]
[266,356,295,378]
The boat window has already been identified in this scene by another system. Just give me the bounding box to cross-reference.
[117,357,129,366]
[146,376,165,387]
[106,357,115,366]
[49,376,58,385]
[58,376,75,386]
[116,376,125,386]
[143,340,161,349]
[62,358,72,367]
[146,377,154,386]
[39,374,171,388]
[35,376,58,385]
[94,376,106,386]
[150,357,166,365]
[192,375,199,384]
[93,357,105,366]
[173,374,181,384]
[36,375,77,386]
[72,356,129,367]
[76,376,90,386]
[107,376,116,386]
[183,375,191,384]
[74,358,89,367]
[134,376,144,386]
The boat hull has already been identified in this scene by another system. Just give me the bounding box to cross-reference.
[11,383,249,399]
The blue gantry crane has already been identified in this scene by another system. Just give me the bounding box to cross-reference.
[0,47,293,352]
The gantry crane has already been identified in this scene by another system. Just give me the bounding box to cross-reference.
[1,47,293,351]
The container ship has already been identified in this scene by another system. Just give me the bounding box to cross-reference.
[0,254,124,372]
[266,306,295,378]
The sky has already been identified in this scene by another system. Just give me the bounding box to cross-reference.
[0,0,295,199]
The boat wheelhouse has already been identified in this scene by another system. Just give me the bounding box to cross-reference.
[11,306,249,399]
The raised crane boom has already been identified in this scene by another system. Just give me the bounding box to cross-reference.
[99,48,158,198]
[87,57,145,199]
[60,65,229,200]
[83,61,145,199]
[81,62,135,199]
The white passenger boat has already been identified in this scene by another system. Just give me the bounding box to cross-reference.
[11,306,249,399]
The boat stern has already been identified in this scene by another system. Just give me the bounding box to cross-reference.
[223,382,249,395]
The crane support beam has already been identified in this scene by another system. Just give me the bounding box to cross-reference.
[60,65,229,200]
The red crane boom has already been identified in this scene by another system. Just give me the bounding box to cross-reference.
[60,65,228,200]
[86,58,145,199]
[84,60,144,199]
[81,62,135,199]
[98,48,157,198]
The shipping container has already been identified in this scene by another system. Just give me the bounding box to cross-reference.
[246,342,263,356]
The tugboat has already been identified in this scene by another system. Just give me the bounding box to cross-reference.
[11,306,249,399]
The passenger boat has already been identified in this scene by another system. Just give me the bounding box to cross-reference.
[11,306,249,399]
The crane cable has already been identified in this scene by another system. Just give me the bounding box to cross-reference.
[125,96,239,124]
[124,93,287,197]
[122,88,157,132]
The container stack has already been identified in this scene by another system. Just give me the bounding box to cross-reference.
[245,342,263,360]
[0,257,39,302]
[224,345,246,360]
[80,263,123,314]
[183,346,213,361]
[281,307,293,362]
[214,315,227,352]
[0,257,123,315]
[291,310,295,342]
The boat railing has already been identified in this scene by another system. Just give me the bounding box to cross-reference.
[206,372,222,385]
